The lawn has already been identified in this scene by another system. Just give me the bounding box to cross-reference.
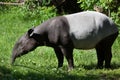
[0,7,120,80]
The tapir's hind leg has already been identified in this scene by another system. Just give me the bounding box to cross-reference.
[95,32,119,68]
[95,46,105,69]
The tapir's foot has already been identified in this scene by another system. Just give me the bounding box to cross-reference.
[97,65,111,69]
[97,65,103,69]
[97,62,104,69]
[105,65,111,69]
[58,63,63,68]
[68,66,74,71]
[11,58,15,65]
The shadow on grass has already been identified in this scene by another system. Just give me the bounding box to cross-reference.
[0,65,98,80]
[13,64,42,72]
[76,63,120,70]
[0,63,120,80]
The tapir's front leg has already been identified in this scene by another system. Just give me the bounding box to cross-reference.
[61,46,74,70]
[54,47,64,68]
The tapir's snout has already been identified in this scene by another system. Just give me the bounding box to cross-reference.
[11,50,28,65]
[11,58,15,65]
[11,52,16,65]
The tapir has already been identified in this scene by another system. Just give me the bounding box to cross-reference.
[11,11,119,70]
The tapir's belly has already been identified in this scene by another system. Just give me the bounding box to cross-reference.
[70,32,101,49]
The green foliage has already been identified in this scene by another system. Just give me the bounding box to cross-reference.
[41,0,51,6]
[0,0,16,2]
[78,0,120,26]
[78,0,98,10]
[15,0,57,26]
[25,0,51,7]
[11,6,57,26]
[111,12,120,26]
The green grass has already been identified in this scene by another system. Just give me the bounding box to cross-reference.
[0,7,120,80]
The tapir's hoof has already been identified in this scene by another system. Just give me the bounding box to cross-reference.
[105,65,111,69]
[68,67,74,72]
[96,66,103,69]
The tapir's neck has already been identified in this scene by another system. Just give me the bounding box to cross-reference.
[33,20,52,46]
[34,24,47,34]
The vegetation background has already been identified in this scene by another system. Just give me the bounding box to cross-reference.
[0,0,120,80]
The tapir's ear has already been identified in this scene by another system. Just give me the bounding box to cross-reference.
[28,28,34,37]
[29,33,41,41]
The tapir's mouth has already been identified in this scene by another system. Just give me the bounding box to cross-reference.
[11,56,16,65]
[11,51,29,65]
[11,52,17,65]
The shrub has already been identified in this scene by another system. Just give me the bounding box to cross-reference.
[78,0,120,26]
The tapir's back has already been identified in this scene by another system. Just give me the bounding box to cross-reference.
[64,11,118,49]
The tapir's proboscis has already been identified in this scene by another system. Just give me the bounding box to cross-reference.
[11,11,119,70]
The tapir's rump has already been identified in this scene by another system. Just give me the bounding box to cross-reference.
[64,11,118,49]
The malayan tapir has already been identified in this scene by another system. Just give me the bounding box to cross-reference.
[11,11,119,70]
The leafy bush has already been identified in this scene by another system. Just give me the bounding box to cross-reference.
[25,0,51,7]
[20,6,56,20]
[14,5,57,26]
[0,0,119,27]
[21,0,82,14]
[78,0,120,26]
[0,0,16,2]
[0,0,18,12]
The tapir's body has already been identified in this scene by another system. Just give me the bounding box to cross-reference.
[12,11,119,70]
[65,12,118,49]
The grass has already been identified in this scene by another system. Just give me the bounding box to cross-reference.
[0,7,120,80]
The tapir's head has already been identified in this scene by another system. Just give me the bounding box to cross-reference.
[11,28,44,64]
